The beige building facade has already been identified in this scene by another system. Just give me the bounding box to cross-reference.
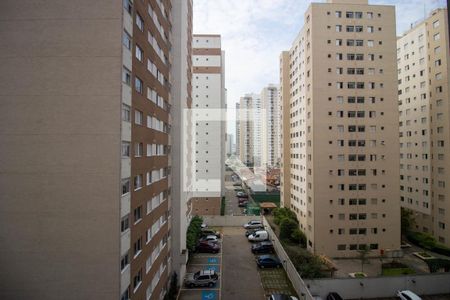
[261,84,281,168]
[280,0,400,257]
[191,34,226,215]
[0,0,192,299]
[398,8,450,247]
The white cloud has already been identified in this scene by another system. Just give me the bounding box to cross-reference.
[193,0,447,136]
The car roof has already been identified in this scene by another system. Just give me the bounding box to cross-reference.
[259,241,273,245]
[249,220,261,223]
[399,290,421,300]
[199,269,216,276]
[259,254,277,259]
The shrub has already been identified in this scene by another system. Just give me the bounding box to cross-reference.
[279,218,298,241]
[291,228,307,247]
[186,216,203,252]
[273,207,298,225]
[433,244,450,257]
[425,258,450,273]
[287,249,323,278]
[407,231,450,257]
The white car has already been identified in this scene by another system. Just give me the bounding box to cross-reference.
[397,290,422,300]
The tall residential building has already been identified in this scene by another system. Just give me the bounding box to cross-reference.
[238,93,263,167]
[0,0,192,299]
[398,8,450,247]
[191,34,226,215]
[261,84,281,167]
[280,0,400,257]
[236,102,241,157]
[226,133,233,157]
[280,51,292,210]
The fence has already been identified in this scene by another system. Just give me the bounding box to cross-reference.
[305,273,450,299]
[262,217,314,300]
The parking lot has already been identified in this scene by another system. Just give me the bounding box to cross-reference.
[179,225,297,300]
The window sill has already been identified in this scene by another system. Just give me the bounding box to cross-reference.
[134,250,142,259]
[133,282,142,293]
[121,264,130,274]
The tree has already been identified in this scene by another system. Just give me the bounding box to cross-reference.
[186,216,203,252]
[273,207,298,225]
[290,228,307,247]
[401,208,415,236]
[279,218,298,241]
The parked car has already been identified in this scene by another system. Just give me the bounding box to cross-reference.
[243,220,263,229]
[199,235,219,243]
[201,228,221,238]
[267,294,299,300]
[256,255,282,268]
[196,241,220,253]
[238,200,248,207]
[233,182,242,186]
[184,270,219,288]
[326,292,343,300]
[245,228,263,237]
[236,191,248,198]
[248,230,269,242]
[201,223,207,229]
[397,290,422,300]
[252,241,274,254]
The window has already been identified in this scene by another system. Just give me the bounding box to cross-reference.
[134,206,142,223]
[121,215,129,232]
[367,26,373,33]
[433,20,440,28]
[346,11,354,18]
[133,269,142,290]
[355,26,363,32]
[135,77,143,93]
[135,45,143,61]
[335,11,342,18]
[346,25,354,32]
[136,14,144,31]
[355,12,362,18]
[123,31,131,49]
[121,252,129,271]
[122,179,130,195]
[122,142,130,157]
[123,0,132,14]
[122,104,131,122]
[122,67,131,85]
[367,40,374,47]
[134,174,143,190]
[134,110,143,125]
[335,25,342,32]
[434,33,441,41]
[367,12,373,19]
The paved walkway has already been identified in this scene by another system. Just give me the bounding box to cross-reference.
[221,227,265,300]
[224,172,244,216]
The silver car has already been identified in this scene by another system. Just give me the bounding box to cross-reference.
[184,270,219,288]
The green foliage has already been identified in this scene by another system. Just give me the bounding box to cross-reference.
[425,258,450,273]
[401,208,415,236]
[407,231,450,257]
[287,248,323,279]
[273,207,298,225]
[163,272,179,300]
[186,215,203,252]
[290,228,307,247]
[382,268,415,276]
[279,218,298,241]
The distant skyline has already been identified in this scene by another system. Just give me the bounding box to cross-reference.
[193,0,447,138]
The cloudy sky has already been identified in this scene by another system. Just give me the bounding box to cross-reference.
[193,0,447,137]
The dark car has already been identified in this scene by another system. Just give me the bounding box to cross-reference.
[252,241,274,254]
[326,292,343,300]
[201,228,221,238]
[245,228,263,237]
[197,241,220,253]
[184,270,219,288]
[256,255,282,268]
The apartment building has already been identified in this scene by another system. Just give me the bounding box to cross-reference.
[261,84,281,167]
[238,94,263,167]
[0,0,192,299]
[236,102,241,157]
[280,0,400,257]
[398,8,450,247]
[280,51,292,210]
[191,34,226,215]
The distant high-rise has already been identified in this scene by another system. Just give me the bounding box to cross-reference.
[261,84,281,167]
[280,0,400,257]
[238,94,263,167]
[236,102,241,157]
[398,8,450,247]
[191,34,226,215]
[0,0,192,299]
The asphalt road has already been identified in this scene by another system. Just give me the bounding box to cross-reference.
[221,227,266,300]
[224,172,244,216]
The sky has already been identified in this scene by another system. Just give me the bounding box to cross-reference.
[192,0,447,139]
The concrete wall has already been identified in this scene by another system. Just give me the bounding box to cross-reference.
[305,273,450,299]
[0,1,123,299]
[263,218,315,300]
